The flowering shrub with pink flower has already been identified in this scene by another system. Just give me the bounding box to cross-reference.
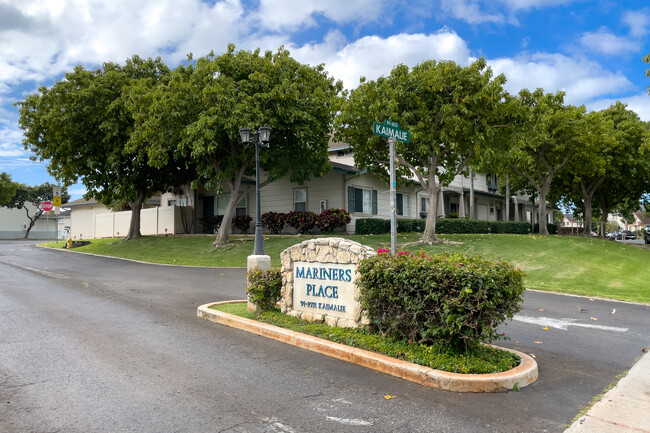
[357,250,525,351]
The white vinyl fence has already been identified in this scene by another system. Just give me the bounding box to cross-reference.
[71,206,193,239]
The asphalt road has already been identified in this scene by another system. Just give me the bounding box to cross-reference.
[1,240,648,433]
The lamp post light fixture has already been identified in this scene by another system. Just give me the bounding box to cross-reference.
[239,126,271,256]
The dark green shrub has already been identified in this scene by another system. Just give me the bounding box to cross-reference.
[357,251,525,350]
[396,219,413,233]
[316,208,351,233]
[199,215,223,233]
[533,223,558,234]
[355,218,390,235]
[247,267,282,312]
[285,211,317,234]
[262,212,285,234]
[357,217,533,235]
[232,214,253,234]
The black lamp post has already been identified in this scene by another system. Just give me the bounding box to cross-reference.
[239,126,271,256]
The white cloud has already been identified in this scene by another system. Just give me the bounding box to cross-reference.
[588,93,650,122]
[256,0,385,32]
[622,10,650,38]
[0,0,244,87]
[291,30,471,89]
[440,0,504,25]
[497,0,575,11]
[488,53,633,105]
[580,28,638,56]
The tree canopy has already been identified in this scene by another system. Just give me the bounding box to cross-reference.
[134,44,343,245]
[3,182,70,239]
[335,58,507,243]
[16,56,192,240]
[0,172,16,205]
[501,90,583,234]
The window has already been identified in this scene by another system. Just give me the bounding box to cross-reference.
[294,188,307,211]
[450,202,458,214]
[396,193,410,216]
[486,173,498,190]
[217,195,247,216]
[348,186,377,214]
[421,197,429,213]
[168,198,186,206]
[489,200,495,214]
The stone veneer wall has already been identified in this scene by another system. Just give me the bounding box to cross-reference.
[279,237,376,328]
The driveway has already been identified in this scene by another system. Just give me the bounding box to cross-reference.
[1,241,648,432]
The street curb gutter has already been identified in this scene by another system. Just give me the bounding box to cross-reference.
[198,301,538,392]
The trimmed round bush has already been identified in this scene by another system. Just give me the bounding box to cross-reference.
[285,210,317,234]
[316,208,351,233]
[247,267,282,312]
[262,212,286,234]
[232,214,253,234]
[357,251,525,350]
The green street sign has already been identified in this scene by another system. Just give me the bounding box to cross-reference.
[372,120,410,143]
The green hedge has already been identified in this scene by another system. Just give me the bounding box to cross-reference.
[534,223,558,234]
[356,217,535,234]
[357,251,525,350]
[355,218,391,235]
[247,267,282,312]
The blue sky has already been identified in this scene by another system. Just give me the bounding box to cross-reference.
[1,0,649,201]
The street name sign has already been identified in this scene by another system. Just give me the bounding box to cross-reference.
[372,119,410,143]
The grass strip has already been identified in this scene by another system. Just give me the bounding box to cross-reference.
[211,302,520,374]
[41,233,650,304]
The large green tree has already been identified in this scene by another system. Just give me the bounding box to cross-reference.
[552,109,615,236]
[0,172,16,205]
[335,58,507,244]
[134,45,343,246]
[16,56,192,240]
[503,90,583,235]
[592,103,650,230]
[4,182,70,239]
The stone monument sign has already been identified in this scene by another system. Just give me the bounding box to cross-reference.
[279,238,375,328]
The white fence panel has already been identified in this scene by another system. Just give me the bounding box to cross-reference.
[140,208,158,235]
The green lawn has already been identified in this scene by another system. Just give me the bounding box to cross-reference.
[42,233,650,304]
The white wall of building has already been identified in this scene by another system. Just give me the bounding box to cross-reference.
[0,206,58,239]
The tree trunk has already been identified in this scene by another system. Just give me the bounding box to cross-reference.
[537,185,549,235]
[469,167,475,219]
[578,178,604,237]
[22,207,41,240]
[124,189,146,241]
[420,184,440,244]
[213,170,246,246]
[505,174,510,221]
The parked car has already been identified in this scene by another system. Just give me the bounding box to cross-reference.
[644,226,650,244]
[606,232,618,240]
[616,230,637,240]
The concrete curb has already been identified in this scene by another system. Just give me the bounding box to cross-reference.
[197,301,538,392]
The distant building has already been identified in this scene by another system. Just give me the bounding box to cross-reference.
[66,144,554,239]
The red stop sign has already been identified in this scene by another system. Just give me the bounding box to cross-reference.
[42,201,53,211]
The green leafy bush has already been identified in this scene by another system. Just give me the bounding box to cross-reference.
[199,215,223,233]
[359,217,532,235]
[247,267,283,312]
[357,251,525,350]
[533,223,558,234]
[285,211,317,234]
[355,218,390,234]
[232,214,253,234]
[316,208,351,233]
[262,212,286,234]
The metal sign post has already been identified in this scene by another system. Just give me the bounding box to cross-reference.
[372,120,410,256]
[389,137,397,255]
